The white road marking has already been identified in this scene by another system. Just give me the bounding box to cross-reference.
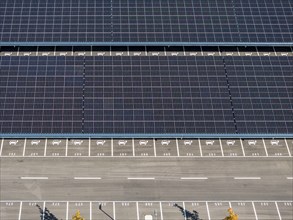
[176,139,180,156]
[89,138,91,157]
[0,139,3,156]
[252,202,259,220]
[219,139,224,156]
[180,177,208,180]
[275,202,282,220]
[127,177,155,180]
[111,139,114,157]
[206,202,211,220]
[44,139,47,156]
[198,138,203,157]
[160,202,164,220]
[240,139,246,156]
[21,177,49,180]
[113,202,116,220]
[43,201,46,220]
[234,177,261,180]
[183,201,187,220]
[66,201,69,220]
[153,139,157,157]
[18,201,22,220]
[132,139,135,156]
[65,139,68,156]
[136,201,140,220]
[23,139,27,156]
[90,201,92,220]
[74,177,101,180]
[284,139,291,157]
[262,139,269,156]
[286,177,293,180]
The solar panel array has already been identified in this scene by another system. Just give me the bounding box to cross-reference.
[0,0,292,44]
[1,56,292,135]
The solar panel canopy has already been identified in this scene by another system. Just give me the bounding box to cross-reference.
[1,56,292,136]
[0,0,292,45]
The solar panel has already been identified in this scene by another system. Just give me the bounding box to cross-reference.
[225,56,293,134]
[0,0,292,45]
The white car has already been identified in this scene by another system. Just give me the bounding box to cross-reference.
[184,140,193,145]
[270,140,279,146]
[226,140,235,146]
[52,140,62,145]
[31,140,40,145]
[96,140,106,146]
[161,140,170,145]
[139,140,149,146]
[9,140,18,145]
[248,140,257,146]
[118,140,127,146]
[205,140,214,145]
[72,140,83,145]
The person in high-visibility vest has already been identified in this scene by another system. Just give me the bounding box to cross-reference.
[223,207,238,220]
[72,210,85,220]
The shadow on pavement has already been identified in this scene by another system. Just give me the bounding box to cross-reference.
[174,203,203,220]
[36,204,61,220]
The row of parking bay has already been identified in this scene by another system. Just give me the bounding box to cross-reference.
[0,138,292,157]
[1,201,292,220]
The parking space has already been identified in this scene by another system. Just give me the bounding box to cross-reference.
[1,139,25,156]
[254,202,280,220]
[46,139,66,157]
[277,202,293,220]
[161,202,184,220]
[68,202,91,219]
[285,139,293,156]
[184,202,209,220]
[134,139,155,157]
[24,139,46,156]
[113,139,133,156]
[0,201,20,220]
[231,202,256,220]
[67,139,89,157]
[93,202,114,220]
[155,139,178,157]
[44,201,67,219]
[221,139,244,157]
[208,202,230,220]
[200,139,223,157]
[90,139,112,156]
[115,202,137,220]
[178,139,201,157]
[241,139,267,157]
[264,139,290,157]
[20,201,43,220]
[138,202,161,220]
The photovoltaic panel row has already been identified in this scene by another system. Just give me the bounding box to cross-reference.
[83,56,235,134]
[225,56,293,134]
[0,56,84,133]
[0,0,292,45]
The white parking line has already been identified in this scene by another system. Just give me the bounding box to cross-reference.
[234,177,261,180]
[66,201,69,220]
[287,177,293,180]
[176,139,180,156]
[88,138,91,157]
[65,139,68,157]
[74,177,101,180]
[183,201,187,220]
[262,139,269,156]
[252,202,259,220]
[111,139,114,157]
[18,201,22,220]
[284,139,291,157]
[219,139,224,156]
[206,202,211,220]
[42,201,46,220]
[136,201,139,220]
[160,202,164,220]
[22,139,27,156]
[198,138,203,157]
[21,177,48,180]
[132,139,135,156]
[180,177,208,180]
[153,139,157,157]
[0,139,3,156]
[113,202,116,220]
[44,139,47,156]
[90,201,92,220]
[127,177,155,180]
[275,202,282,220]
[240,139,246,156]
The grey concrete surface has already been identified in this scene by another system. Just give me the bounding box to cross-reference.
[0,157,292,201]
